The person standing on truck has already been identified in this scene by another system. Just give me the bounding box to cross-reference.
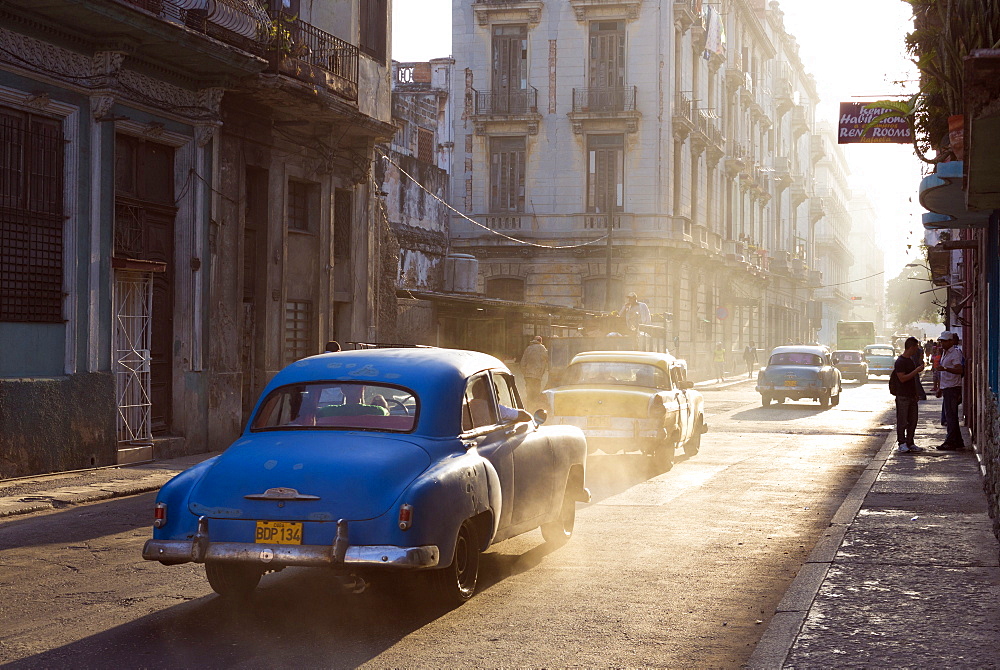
[520,336,549,411]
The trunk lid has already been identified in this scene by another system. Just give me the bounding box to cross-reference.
[551,386,655,418]
[187,432,431,521]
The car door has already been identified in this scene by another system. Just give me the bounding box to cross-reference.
[462,373,515,532]
[492,371,555,527]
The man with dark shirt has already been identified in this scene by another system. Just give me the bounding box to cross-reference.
[890,336,926,453]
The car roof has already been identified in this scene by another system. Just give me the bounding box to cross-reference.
[865,344,895,350]
[769,345,828,356]
[569,350,678,370]
[255,348,508,437]
[832,350,863,354]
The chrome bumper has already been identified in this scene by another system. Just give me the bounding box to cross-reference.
[142,539,440,569]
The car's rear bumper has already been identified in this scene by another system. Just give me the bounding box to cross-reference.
[142,539,440,569]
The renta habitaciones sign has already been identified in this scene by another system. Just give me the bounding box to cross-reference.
[838,102,912,144]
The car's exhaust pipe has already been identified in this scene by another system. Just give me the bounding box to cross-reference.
[334,574,368,594]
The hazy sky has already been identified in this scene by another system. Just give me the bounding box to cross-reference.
[390,0,926,280]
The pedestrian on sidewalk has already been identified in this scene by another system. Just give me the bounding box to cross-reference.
[890,336,926,453]
[911,342,928,401]
[713,342,727,382]
[743,341,758,378]
[933,331,966,450]
[520,335,549,411]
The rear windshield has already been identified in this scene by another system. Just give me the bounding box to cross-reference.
[865,347,894,356]
[564,361,669,388]
[769,352,822,366]
[834,352,861,362]
[251,382,417,432]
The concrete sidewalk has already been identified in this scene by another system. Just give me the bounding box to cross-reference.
[750,392,1000,669]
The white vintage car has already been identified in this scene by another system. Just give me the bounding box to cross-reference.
[542,350,707,471]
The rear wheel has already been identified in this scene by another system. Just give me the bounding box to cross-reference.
[819,391,830,408]
[650,436,675,472]
[832,387,841,406]
[541,481,578,544]
[205,562,263,600]
[860,375,868,384]
[761,394,771,407]
[429,519,480,606]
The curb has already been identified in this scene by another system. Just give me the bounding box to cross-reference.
[745,429,896,669]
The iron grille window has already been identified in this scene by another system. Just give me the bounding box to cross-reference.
[284,299,313,364]
[489,136,526,213]
[0,107,64,323]
[486,277,525,302]
[417,128,435,165]
[360,0,387,61]
[287,180,318,233]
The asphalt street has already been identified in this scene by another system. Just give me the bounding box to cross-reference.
[0,376,895,668]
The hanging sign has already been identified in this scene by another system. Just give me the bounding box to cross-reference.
[838,102,912,144]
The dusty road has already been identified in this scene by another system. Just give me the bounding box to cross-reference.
[0,377,894,668]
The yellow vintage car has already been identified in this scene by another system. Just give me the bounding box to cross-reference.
[542,351,707,470]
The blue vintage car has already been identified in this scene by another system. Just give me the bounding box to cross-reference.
[142,347,590,604]
[864,344,897,377]
[756,345,842,408]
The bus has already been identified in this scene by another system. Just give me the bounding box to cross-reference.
[836,321,876,352]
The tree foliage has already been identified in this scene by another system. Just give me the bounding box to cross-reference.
[886,264,942,327]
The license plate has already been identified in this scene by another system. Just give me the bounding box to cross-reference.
[255,520,302,545]
[784,380,798,386]
[588,416,611,428]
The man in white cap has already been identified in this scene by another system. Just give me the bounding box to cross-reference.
[520,335,549,410]
[934,331,966,450]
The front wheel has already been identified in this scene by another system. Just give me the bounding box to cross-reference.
[205,562,263,600]
[429,519,480,606]
[541,481,578,544]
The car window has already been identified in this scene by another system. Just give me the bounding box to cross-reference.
[769,352,822,366]
[462,374,497,431]
[492,371,522,411]
[251,382,417,432]
[866,347,894,355]
[835,352,861,362]
[564,362,669,388]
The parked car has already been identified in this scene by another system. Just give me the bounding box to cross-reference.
[832,350,869,383]
[864,344,897,377]
[757,345,842,407]
[142,347,590,605]
[542,350,707,471]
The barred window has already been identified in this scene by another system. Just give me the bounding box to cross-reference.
[0,107,64,323]
[284,299,313,364]
[489,136,525,213]
[416,128,434,165]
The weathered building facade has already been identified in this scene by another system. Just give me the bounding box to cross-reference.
[446,0,874,372]
[0,0,392,478]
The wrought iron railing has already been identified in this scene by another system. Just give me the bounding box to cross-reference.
[269,10,359,97]
[572,86,637,113]
[473,86,538,115]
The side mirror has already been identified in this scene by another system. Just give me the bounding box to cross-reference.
[677,380,694,390]
[532,409,548,425]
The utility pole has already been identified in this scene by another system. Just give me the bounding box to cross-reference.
[605,212,614,312]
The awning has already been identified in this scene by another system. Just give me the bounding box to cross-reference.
[918,161,989,228]
[396,288,601,319]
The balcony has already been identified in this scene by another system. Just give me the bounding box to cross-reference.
[2,0,269,80]
[473,0,544,26]
[772,156,792,185]
[672,93,696,138]
[569,86,640,134]
[570,0,643,22]
[791,105,812,135]
[774,79,795,114]
[724,142,750,176]
[482,214,525,231]
[673,0,700,29]
[267,10,359,101]
[810,134,825,165]
[809,196,827,222]
[471,86,542,135]
[790,179,812,206]
[724,53,745,91]
[692,113,725,160]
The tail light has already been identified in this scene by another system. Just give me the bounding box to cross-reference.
[153,502,167,528]
[398,503,413,530]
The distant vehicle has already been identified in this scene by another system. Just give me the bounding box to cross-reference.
[542,350,706,471]
[831,350,869,383]
[757,345,842,408]
[864,344,897,377]
[142,347,590,604]
[836,321,876,352]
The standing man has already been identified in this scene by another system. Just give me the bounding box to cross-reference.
[891,336,926,453]
[934,331,966,450]
[520,335,549,411]
[620,292,651,333]
[743,341,758,378]
[713,342,727,383]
